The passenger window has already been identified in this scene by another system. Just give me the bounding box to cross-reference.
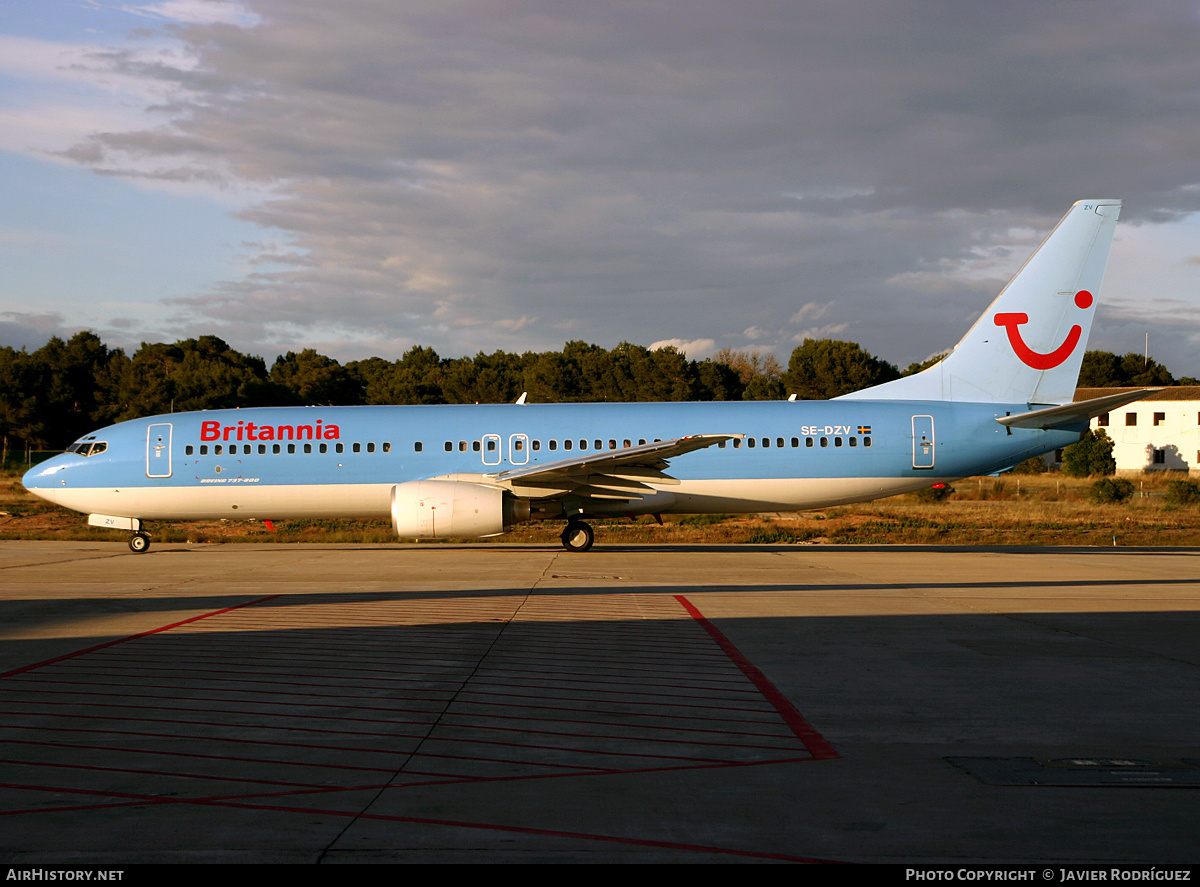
[594,440,602,450]
[623,439,631,448]
[514,439,524,451]
[353,443,362,453]
[864,437,872,447]
[532,440,540,451]
[472,440,481,452]
[367,442,375,453]
[273,444,281,454]
[288,444,296,454]
[258,444,267,455]
[820,437,828,447]
[459,441,467,451]
[806,437,814,447]
[747,438,756,448]
[487,439,496,451]
[414,442,422,452]
[791,437,799,448]
[608,439,616,449]
[336,443,344,454]
[320,443,327,454]
[200,445,209,455]
[444,441,452,452]
[549,440,558,451]
[733,438,741,448]
[564,440,572,450]
[186,445,194,456]
[849,437,857,447]
[835,437,842,447]
[304,443,312,454]
[382,442,391,453]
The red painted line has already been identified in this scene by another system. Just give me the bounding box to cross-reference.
[0,736,400,774]
[187,797,845,863]
[0,594,281,679]
[0,756,337,789]
[674,595,839,761]
[2,693,794,741]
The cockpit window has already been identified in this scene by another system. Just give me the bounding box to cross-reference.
[67,441,107,457]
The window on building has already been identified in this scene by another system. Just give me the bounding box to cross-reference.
[1126,412,1137,426]
[1097,413,1109,427]
[1154,448,1166,464]
[1154,412,1166,426]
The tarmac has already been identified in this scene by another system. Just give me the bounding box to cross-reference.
[0,540,1197,864]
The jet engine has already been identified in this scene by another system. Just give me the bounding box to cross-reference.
[391,480,530,539]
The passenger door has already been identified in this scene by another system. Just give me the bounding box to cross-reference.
[146,423,173,478]
[912,416,935,469]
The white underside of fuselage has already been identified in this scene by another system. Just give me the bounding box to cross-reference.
[35,475,947,523]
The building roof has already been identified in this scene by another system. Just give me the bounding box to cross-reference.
[1074,386,1200,403]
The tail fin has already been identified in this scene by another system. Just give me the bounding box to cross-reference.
[840,199,1121,405]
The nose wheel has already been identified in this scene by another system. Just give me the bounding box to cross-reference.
[128,532,151,553]
[560,520,594,552]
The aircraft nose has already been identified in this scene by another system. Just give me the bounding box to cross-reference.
[22,454,71,492]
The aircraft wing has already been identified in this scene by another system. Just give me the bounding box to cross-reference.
[491,433,741,500]
[996,388,1162,430]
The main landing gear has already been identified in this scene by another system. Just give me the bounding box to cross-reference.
[560,520,594,552]
[128,532,151,553]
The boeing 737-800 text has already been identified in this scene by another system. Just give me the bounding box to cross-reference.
[24,199,1152,552]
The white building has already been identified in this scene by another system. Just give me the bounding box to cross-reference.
[1047,387,1200,474]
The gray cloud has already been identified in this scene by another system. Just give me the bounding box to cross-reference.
[58,1,1200,372]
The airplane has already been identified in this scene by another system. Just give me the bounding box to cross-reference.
[23,199,1156,554]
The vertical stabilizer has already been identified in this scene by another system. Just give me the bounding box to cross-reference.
[840,199,1121,405]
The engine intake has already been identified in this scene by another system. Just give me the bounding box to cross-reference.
[391,480,529,539]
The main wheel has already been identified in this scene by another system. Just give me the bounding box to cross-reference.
[128,533,150,553]
[560,520,594,552]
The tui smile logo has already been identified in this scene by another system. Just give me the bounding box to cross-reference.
[993,290,1093,370]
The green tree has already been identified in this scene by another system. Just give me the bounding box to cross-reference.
[270,349,364,405]
[1060,428,1116,477]
[1078,351,1175,387]
[113,336,281,419]
[783,339,900,400]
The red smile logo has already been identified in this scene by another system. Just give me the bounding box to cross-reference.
[994,290,1093,370]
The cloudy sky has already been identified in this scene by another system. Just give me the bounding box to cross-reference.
[3,1,1200,375]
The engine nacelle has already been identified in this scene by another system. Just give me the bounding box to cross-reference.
[391,480,528,539]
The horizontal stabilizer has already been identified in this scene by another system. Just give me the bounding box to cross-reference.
[996,388,1162,430]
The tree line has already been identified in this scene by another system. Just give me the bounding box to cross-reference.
[0,330,1191,457]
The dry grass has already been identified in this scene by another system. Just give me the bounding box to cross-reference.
[3,469,1199,547]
